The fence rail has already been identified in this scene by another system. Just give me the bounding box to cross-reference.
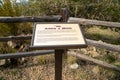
[0,35,31,41]
[0,35,119,52]
[0,50,54,59]
[0,16,62,23]
[68,17,120,28]
[69,51,120,72]
[0,49,120,72]
[86,39,120,52]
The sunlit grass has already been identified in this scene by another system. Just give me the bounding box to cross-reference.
[85,26,120,44]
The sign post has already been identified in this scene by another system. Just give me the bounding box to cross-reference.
[30,23,87,80]
[55,49,64,80]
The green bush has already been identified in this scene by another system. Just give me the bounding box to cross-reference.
[0,77,5,80]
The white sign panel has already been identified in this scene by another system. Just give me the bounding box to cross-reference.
[31,23,86,49]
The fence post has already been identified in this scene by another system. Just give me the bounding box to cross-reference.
[60,8,69,60]
[60,8,69,22]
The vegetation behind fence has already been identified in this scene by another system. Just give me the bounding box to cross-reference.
[0,0,120,80]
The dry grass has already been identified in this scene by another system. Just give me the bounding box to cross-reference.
[0,49,120,80]
[0,62,119,80]
[85,26,120,44]
[0,45,120,80]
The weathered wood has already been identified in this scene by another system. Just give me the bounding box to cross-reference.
[55,49,64,80]
[0,35,119,52]
[0,16,62,23]
[68,17,120,28]
[60,8,69,60]
[86,39,120,52]
[0,35,31,42]
[60,8,69,22]
[68,51,120,72]
[0,50,54,59]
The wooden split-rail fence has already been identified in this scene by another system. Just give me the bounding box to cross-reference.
[0,8,120,72]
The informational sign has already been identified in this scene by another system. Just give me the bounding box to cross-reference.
[31,23,87,49]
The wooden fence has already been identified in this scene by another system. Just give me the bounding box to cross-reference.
[0,16,62,23]
[0,8,120,72]
[68,17,120,28]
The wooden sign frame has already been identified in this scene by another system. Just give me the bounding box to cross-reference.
[30,22,87,50]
